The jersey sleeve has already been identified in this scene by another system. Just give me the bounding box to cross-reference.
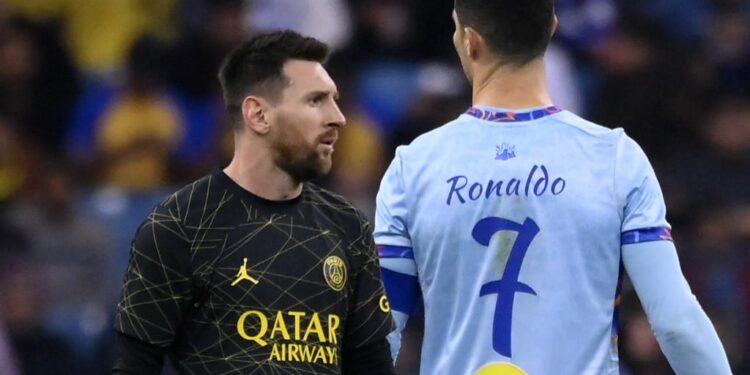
[374,148,412,247]
[617,134,731,373]
[623,241,732,374]
[343,211,395,350]
[114,203,195,347]
[614,133,670,236]
[374,148,421,361]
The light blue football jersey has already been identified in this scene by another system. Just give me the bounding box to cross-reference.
[374,106,672,375]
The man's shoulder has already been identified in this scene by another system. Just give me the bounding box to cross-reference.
[391,116,467,163]
[303,183,366,223]
[150,173,221,218]
[409,117,466,148]
[551,111,626,140]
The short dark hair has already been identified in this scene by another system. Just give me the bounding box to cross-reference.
[454,0,554,65]
[218,30,330,123]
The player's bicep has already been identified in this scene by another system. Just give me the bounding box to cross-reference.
[378,245,420,362]
[375,149,411,246]
[115,206,194,347]
[343,217,395,350]
[378,246,420,317]
[615,134,669,231]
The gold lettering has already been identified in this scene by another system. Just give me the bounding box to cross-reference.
[289,311,305,340]
[270,311,291,340]
[269,344,283,361]
[328,314,340,344]
[288,343,300,361]
[379,295,391,312]
[303,313,326,342]
[325,346,337,365]
[300,345,315,362]
[313,345,328,364]
[237,310,268,346]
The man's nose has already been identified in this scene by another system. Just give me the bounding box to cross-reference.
[328,103,346,128]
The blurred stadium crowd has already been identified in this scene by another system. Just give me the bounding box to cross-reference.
[0,0,748,374]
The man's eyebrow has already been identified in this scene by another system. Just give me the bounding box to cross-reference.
[306,90,339,99]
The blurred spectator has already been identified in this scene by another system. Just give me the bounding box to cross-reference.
[2,165,114,364]
[345,0,420,61]
[627,0,709,45]
[661,96,750,215]
[546,43,585,115]
[168,0,245,98]
[0,318,20,375]
[706,1,750,96]
[67,36,185,190]
[165,0,246,178]
[0,250,79,374]
[388,63,469,152]
[0,17,79,157]
[248,0,352,51]
[0,208,25,375]
[589,13,709,159]
[6,0,177,74]
[555,0,617,52]
[0,1,7,23]
[0,115,29,201]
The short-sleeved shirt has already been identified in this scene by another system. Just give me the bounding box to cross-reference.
[375,107,670,375]
[116,170,392,374]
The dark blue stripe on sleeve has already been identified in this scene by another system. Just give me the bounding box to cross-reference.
[381,267,420,315]
[621,227,673,245]
[377,245,414,259]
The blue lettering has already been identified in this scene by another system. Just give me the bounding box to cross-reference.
[469,183,483,200]
[472,217,539,357]
[506,179,520,196]
[446,176,468,205]
[445,166,566,205]
[486,180,503,198]
[533,165,549,196]
[524,165,538,196]
[552,178,566,195]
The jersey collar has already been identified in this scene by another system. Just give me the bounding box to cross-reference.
[465,105,562,123]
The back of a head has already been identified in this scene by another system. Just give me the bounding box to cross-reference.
[454,0,554,65]
[218,30,330,125]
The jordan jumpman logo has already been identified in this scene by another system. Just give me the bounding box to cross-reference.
[232,257,259,286]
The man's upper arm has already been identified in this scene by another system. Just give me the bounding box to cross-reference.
[374,148,411,247]
[375,150,419,302]
[374,149,421,361]
[616,134,731,374]
[343,211,395,350]
[115,203,195,347]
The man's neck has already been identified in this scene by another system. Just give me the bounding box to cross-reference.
[471,58,553,110]
[224,144,302,201]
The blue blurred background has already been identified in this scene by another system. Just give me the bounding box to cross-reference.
[0,0,748,374]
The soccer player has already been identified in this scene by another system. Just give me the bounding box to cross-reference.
[375,1,733,374]
[113,31,395,375]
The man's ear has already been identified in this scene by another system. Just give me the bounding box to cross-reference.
[241,95,271,135]
[464,26,483,59]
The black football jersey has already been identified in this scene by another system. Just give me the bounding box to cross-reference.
[115,171,393,374]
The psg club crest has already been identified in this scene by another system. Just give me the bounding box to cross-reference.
[323,256,347,291]
[496,143,516,160]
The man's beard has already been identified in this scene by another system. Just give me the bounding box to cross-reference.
[272,134,331,183]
